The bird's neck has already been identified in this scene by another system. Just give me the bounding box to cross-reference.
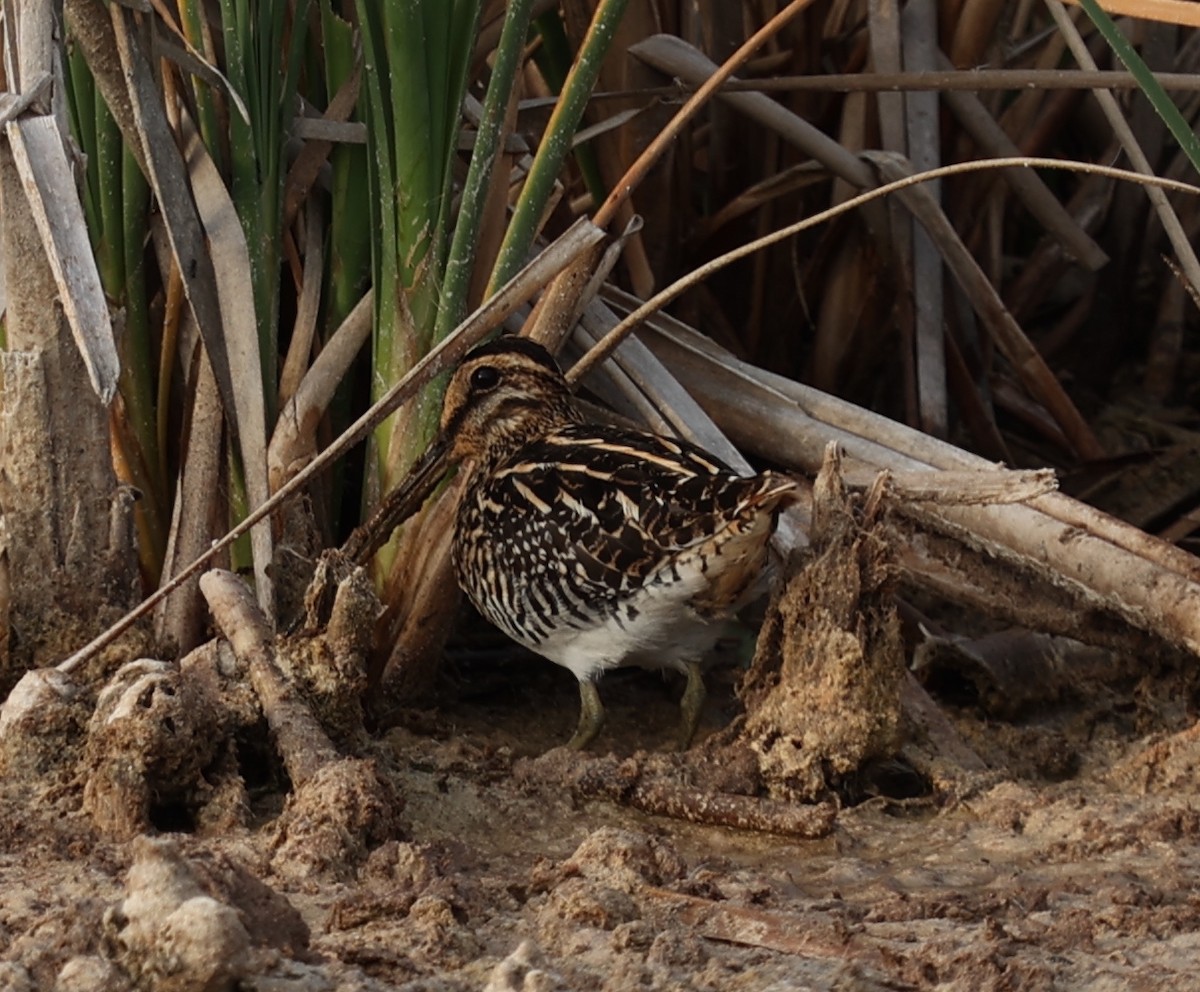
[475,400,583,469]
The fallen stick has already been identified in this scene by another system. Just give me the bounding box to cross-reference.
[513,751,837,839]
[201,568,401,878]
[199,569,337,786]
[622,777,837,838]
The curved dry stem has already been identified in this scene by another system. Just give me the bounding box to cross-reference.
[269,289,373,494]
[566,156,1200,386]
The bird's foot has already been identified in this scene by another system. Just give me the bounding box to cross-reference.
[565,679,605,750]
[675,660,706,750]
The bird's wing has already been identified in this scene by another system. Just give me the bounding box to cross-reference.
[487,425,789,600]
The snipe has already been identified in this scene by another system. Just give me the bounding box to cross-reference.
[439,336,798,750]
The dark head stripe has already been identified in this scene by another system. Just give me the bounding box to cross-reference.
[465,335,562,374]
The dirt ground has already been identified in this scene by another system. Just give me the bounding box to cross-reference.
[2,474,1200,990]
[2,608,1200,992]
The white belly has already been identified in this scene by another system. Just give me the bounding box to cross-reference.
[533,579,725,683]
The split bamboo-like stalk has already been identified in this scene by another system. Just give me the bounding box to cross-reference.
[631,307,1200,658]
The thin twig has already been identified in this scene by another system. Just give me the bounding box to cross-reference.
[576,70,1200,101]
[591,0,819,229]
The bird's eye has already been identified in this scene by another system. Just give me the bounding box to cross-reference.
[470,365,501,391]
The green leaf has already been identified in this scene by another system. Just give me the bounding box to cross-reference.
[488,0,630,294]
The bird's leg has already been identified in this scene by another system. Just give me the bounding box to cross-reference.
[676,660,706,749]
[566,679,605,750]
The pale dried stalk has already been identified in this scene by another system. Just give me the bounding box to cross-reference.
[764,471,1140,654]
[571,300,745,460]
[277,197,326,413]
[900,0,947,437]
[6,116,119,402]
[179,110,274,614]
[154,344,224,656]
[891,520,1164,656]
[269,289,373,493]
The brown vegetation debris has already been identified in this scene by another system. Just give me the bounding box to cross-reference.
[560,826,687,892]
[1109,721,1200,796]
[276,553,379,750]
[0,668,93,786]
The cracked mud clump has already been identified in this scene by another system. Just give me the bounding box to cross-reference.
[738,446,905,801]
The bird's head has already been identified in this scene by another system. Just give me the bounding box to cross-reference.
[440,337,581,465]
